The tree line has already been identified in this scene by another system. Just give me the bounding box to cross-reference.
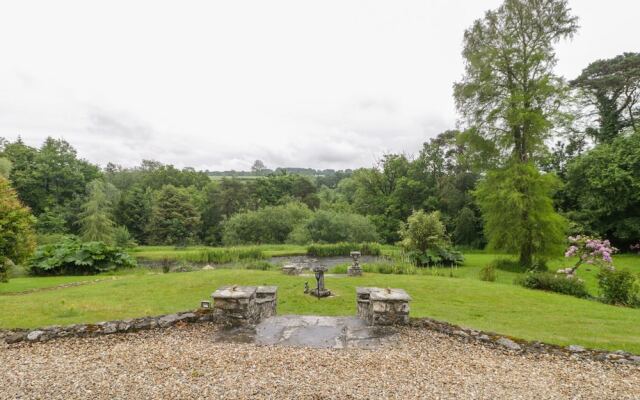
[0,0,639,272]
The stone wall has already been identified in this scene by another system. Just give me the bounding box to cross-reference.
[1,309,215,345]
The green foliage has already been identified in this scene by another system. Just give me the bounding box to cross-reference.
[28,237,136,276]
[597,268,639,307]
[0,157,12,178]
[454,0,578,164]
[399,210,448,253]
[306,242,382,257]
[242,260,274,271]
[179,247,265,264]
[115,185,152,244]
[79,180,117,244]
[479,264,497,282]
[0,137,100,218]
[564,132,640,247]
[222,202,312,245]
[289,210,379,244]
[147,185,201,246]
[475,163,567,267]
[113,226,137,248]
[453,207,483,248]
[517,272,590,298]
[0,176,36,282]
[571,52,640,143]
[398,210,463,267]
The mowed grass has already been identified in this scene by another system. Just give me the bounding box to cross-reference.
[1,269,640,353]
[419,252,640,296]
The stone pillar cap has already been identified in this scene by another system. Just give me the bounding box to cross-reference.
[369,288,411,301]
[256,286,278,294]
[212,285,257,299]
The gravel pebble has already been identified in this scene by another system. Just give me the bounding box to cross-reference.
[1,323,638,399]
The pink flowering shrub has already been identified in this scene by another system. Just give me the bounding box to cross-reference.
[562,235,617,273]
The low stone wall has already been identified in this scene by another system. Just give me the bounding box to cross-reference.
[410,318,640,366]
[357,287,411,326]
[0,309,215,345]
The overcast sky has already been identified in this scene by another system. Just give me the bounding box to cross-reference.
[0,0,638,171]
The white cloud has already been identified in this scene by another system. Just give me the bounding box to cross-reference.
[0,0,638,170]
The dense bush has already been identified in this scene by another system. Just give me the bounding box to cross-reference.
[398,210,463,267]
[517,272,590,298]
[29,237,136,276]
[0,176,36,282]
[222,202,312,245]
[306,242,381,257]
[289,210,378,244]
[479,264,496,282]
[598,268,639,307]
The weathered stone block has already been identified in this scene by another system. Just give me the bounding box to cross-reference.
[355,287,411,326]
[212,285,277,327]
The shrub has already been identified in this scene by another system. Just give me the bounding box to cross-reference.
[479,265,496,282]
[398,210,463,267]
[0,176,36,282]
[242,260,274,271]
[363,261,417,275]
[183,247,265,264]
[404,248,464,267]
[222,202,312,245]
[598,268,639,307]
[290,210,379,244]
[306,242,381,257]
[517,272,590,298]
[114,226,137,248]
[490,258,525,272]
[29,237,137,276]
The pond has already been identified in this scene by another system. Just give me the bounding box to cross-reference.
[268,255,382,270]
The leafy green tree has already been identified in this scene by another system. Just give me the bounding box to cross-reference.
[0,137,100,224]
[115,185,153,243]
[564,132,640,247]
[399,210,449,253]
[78,180,118,244]
[222,202,311,245]
[454,0,577,267]
[571,53,640,143]
[147,185,201,245]
[475,163,567,267]
[199,183,224,245]
[398,210,463,267]
[453,206,483,248]
[0,176,36,282]
[454,0,578,163]
[292,210,378,244]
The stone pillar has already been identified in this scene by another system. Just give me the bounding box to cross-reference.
[212,285,278,327]
[356,287,375,320]
[348,251,362,276]
[255,286,278,320]
[356,287,411,326]
[212,286,259,327]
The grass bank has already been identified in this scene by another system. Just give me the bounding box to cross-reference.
[1,269,639,353]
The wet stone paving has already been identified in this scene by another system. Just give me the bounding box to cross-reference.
[213,315,397,349]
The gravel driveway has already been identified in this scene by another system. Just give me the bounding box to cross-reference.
[1,323,638,399]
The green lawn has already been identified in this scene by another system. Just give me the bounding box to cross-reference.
[1,268,639,353]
